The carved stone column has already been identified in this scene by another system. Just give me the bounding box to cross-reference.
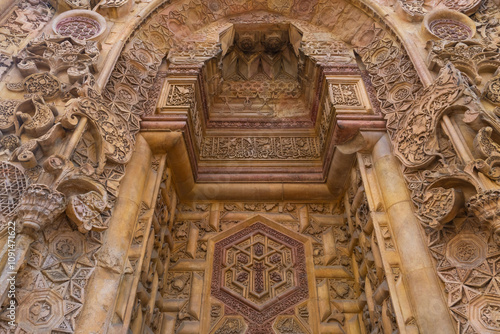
[372,135,455,333]
[75,135,152,333]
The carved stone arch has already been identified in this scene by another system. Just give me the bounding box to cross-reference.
[82,4,434,334]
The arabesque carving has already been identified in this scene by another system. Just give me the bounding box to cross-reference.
[426,40,500,84]
[0,32,133,333]
[415,187,464,230]
[359,37,423,136]
[394,64,481,168]
[0,0,54,52]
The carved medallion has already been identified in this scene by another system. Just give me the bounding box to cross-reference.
[7,72,61,99]
[18,289,66,333]
[0,100,19,132]
[211,219,308,326]
[49,232,84,262]
[52,10,106,41]
[484,76,500,105]
[469,295,500,333]
[56,17,100,40]
[446,234,486,269]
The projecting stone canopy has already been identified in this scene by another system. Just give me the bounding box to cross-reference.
[143,13,386,189]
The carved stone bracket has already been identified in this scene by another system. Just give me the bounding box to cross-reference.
[426,40,500,85]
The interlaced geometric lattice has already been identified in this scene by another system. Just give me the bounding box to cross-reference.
[0,161,27,217]
[211,221,308,324]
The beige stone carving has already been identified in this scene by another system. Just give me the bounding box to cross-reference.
[0,1,499,334]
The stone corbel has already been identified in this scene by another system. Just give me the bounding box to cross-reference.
[413,168,500,244]
[483,68,500,106]
[466,126,500,184]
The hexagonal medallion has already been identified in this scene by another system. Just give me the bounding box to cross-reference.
[211,216,308,324]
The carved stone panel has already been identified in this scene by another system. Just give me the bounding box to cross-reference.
[211,220,308,324]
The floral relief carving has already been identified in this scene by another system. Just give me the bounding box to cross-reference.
[415,187,464,230]
[0,0,54,51]
[397,0,482,21]
[358,37,423,137]
[0,30,134,334]
[394,64,480,168]
[426,40,500,85]
[467,190,500,244]
[65,96,134,166]
[329,83,361,106]
[472,0,500,45]
[484,73,500,105]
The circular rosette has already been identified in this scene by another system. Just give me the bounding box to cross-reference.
[52,10,106,41]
